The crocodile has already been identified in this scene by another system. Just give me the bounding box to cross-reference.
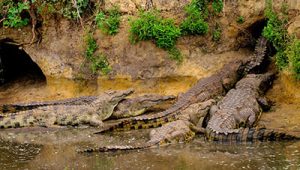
[0,89,133,128]
[95,59,244,133]
[0,94,175,119]
[111,94,175,119]
[204,73,299,142]
[94,36,269,133]
[80,99,215,152]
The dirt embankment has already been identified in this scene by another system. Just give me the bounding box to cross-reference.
[1,0,299,80]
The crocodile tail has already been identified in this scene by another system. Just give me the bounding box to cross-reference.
[244,36,268,74]
[0,112,36,128]
[207,128,299,143]
[79,143,153,153]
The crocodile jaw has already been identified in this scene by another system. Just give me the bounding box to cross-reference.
[98,89,134,120]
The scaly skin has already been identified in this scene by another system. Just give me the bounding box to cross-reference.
[0,96,98,114]
[95,59,244,133]
[0,89,134,128]
[0,94,175,120]
[111,94,175,119]
[80,99,215,152]
[243,37,268,74]
[205,127,299,143]
[204,73,297,142]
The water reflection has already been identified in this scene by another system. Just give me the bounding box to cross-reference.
[0,128,300,169]
[0,139,42,169]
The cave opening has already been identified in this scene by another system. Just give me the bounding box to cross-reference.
[237,19,269,49]
[0,39,46,86]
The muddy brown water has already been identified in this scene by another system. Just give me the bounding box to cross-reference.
[0,74,300,169]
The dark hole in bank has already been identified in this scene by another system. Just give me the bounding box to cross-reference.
[0,39,46,86]
[237,19,269,49]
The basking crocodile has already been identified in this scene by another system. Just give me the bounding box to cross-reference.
[80,99,215,152]
[0,94,175,119]
[0,89,133,128]
[111,94,175,119]
[94,36,269,133]
[95,60,244,133]
[205,73,299,142]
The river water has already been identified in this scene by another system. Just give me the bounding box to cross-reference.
[0,127,300,170]
[0,74,300,169]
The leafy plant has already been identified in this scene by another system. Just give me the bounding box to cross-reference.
[285,38,300,79]
[129,11,182,61]
[95,7,121,35]
[2,1,30,28]
[212,0,223,14]
[236,16,245,24]
[85,33,111,75]
[91,54,112,75]
[180,0,209,36]
[262,0,289,69]
[130,11,181,50]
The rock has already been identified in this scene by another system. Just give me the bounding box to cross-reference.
[104,0,138,14]
[288,15,300,38]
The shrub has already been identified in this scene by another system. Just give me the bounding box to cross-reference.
[85,33,111,75]
[129,11,181,50]
[95,7,121,35]
[180,0,209,36]
[91,54,112,75]
[262,0,289,69]
[285,38,300,79]
[212,0,223,14]
[2,1,30,28]
[129,11,182,61]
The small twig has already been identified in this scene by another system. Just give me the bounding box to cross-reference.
[0,18,5,24]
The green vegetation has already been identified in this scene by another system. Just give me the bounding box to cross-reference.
[262,0,289,69]
[180,0,209,35]
[262,0,300,79]
[129,0,224,61]
[212,0,223,14]
[85,33,111,75]
[285,38,300,79]
[168,47,183,62]
[212,24,222,42]
[0,0,91,26]
[95,7,121,35]
[129,11,181,49]
[129,11,182,61]
[1,1,30,28]
[236,16,245,24]
[61,0,89,19]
